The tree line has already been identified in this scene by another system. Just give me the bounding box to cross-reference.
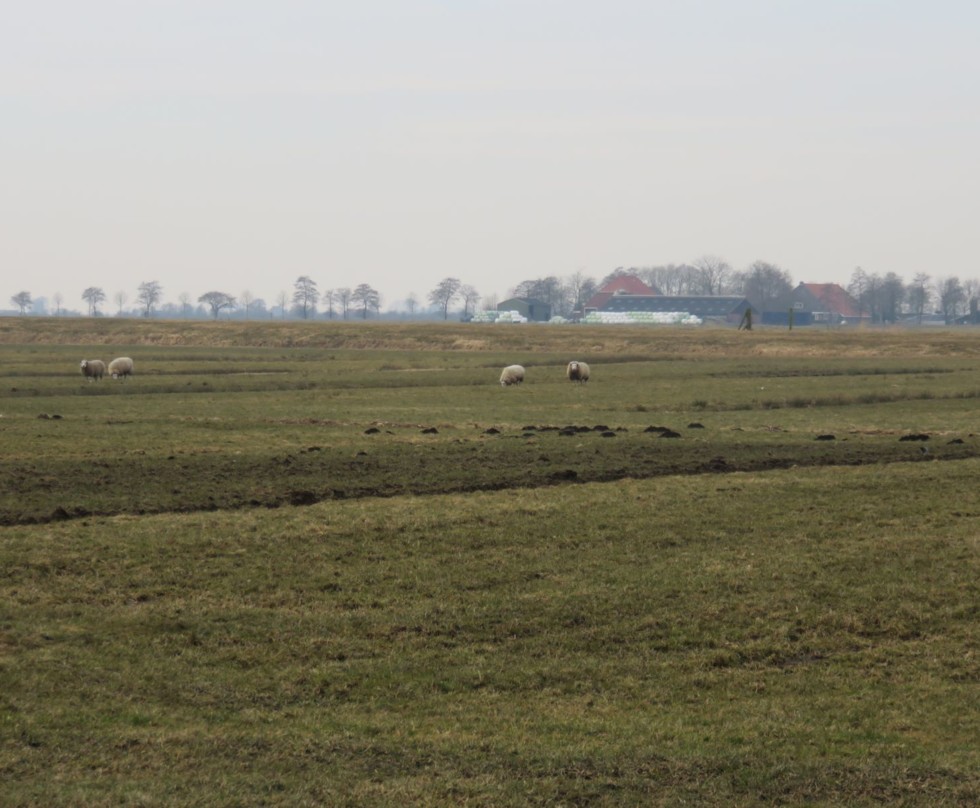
[6,276,484,322]
[845,268,976,325]
[7,260,980,323]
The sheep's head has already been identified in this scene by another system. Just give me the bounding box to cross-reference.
[80,360,88,369]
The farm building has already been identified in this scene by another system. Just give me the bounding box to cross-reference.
[765,283,865,326]
[582,274,660,313]
[579,274,754,325]
[495,297,552,322]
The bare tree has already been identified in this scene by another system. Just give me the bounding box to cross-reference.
[52,292,63,316]
[566,270,597,314]
[292,276,319,319]
[936,276,965,324]
[429,277,463,320]
[460,285,481,319]
[11,291,32,314]
[614,265,700,296]
[863,272,884,323]
[336,287,353,320]
[136,281,162,317]
[962,278,980,315]
[177,292,192,317]
[405,293,419,317]
[114,290,128,316]
[276,290,289,319]
[351,283,381,319]
[82,286,106,316]
[907,273,931,324]
[511,276,563,314]
[199,291,236,319]
[879,272,905,324]
[322,288,337,319]
[736,261,793,313]
[847,267,870,319]
[239,290,254,320]
[639,264,699,296]
[637,265,674,295]
[692,255,732,296]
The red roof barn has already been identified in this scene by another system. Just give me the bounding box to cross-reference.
[583,274,659,312]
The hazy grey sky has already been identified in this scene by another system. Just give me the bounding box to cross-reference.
[3,1,978,311]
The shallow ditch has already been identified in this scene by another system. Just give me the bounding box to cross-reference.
[3,426,978,526]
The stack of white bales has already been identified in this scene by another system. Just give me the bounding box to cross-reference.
[469,310,529,323]
[583,311,702,326]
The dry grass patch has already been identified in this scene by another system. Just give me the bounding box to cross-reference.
[4,317,980,359]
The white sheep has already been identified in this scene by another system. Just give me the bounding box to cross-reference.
[500,364,526,386]
[80,359,106,381]
[108,357,134,380]
[567,360,590,383]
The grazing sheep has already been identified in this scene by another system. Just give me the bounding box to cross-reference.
[500,364,525,386]
[108,356,134,380]
[80,359,106,381]
[566,360,590,383]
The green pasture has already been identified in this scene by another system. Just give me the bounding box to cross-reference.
[1,320,978,805]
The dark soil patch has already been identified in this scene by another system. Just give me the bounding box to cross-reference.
[4,435,980,526]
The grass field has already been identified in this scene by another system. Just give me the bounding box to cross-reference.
[1,319,978,805]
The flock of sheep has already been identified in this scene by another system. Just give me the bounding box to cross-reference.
[81,355,586,387]
[500,360,590,386]
[79,357,134,381]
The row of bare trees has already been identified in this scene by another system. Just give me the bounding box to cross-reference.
[7,262,979,322]
[81,282,163,317]
[290,277,383,320]
[9,277,451,320]
[847,268,979,324]
[290,276,482,321]
[9,282,165,317]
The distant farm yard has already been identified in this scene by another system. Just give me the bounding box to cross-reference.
[1,319,978,806]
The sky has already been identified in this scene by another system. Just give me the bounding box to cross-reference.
[3,0,979,312]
